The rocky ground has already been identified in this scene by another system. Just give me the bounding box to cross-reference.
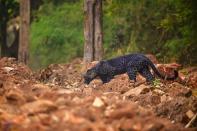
[0,57,196,131]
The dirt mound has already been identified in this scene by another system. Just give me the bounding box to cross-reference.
[0,57,196,130]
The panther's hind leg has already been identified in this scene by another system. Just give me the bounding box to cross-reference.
[139,67,155,84]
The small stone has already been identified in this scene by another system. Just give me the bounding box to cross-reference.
[33,83,49,89]
[5,90,26,105]
[92,97,105,108]
[21,100,57,114]
[186,110,195,119]
[107,104,136,119]
[2,67,14,72]
[84,85,89,88]
[72,82,78,86]
[51,115,59,123]
[123,84,149,97]
[57,89,73,94]
[153,89,165,95]
[160,95,172,103]
[83,87,93,95]
[147,123,164,131]
[55,97,66,105]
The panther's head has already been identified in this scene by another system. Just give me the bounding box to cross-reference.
[83,68,97,84]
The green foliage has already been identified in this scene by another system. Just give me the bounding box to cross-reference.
[30,1,83,69]
[4,0,19,18]
[103,0,137,58]
[153,78,161,88]
[30,0,197,69]
[103,0,197,64]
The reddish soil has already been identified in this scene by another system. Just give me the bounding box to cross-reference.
[0,57,196,131]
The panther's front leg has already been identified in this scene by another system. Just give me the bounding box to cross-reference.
[126,66,138,87]
[100,75,113,84]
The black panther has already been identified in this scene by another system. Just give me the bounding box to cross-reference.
[84,53,178,84]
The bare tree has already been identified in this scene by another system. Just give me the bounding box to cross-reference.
[0,0,9,57]
[84,0,94,62]
[94,0,103,61]
[83,0,103,63]
[19,0,30,64]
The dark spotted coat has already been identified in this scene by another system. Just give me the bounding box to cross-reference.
[84,53,178,84]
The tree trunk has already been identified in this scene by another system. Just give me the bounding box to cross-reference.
[94,0,103,61]
[83,0,95,62]
[0,0,9,57]
[19,0,30,64]
[83,0,103,63]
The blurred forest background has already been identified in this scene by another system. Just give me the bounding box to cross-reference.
[1,0,197,69]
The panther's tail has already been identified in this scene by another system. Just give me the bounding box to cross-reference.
[147,59,178,80]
